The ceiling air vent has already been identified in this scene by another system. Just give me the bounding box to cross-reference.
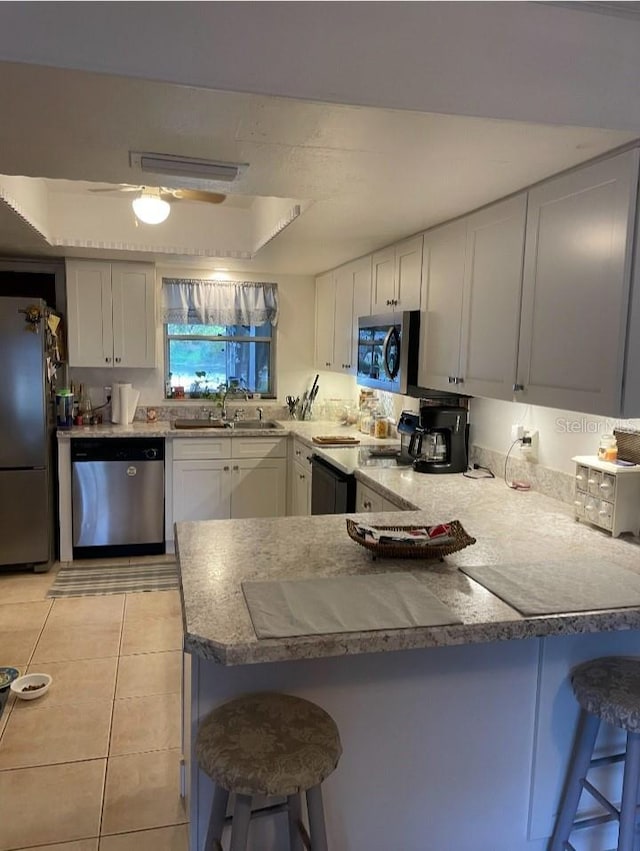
[129,152,247,182]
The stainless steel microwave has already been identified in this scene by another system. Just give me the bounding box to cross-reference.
[356,311,420,394]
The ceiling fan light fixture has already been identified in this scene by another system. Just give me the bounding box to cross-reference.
[130,151,247,183]
[132,192,170,224]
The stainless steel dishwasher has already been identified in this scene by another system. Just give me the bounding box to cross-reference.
[71,438,165,558]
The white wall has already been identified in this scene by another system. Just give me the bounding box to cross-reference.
[470,396,640,474]
[69,265,317,409]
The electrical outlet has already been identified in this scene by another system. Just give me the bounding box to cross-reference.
[520,428,539,462]
[511,424,524,442]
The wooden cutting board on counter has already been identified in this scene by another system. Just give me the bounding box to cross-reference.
[312,435,361,445]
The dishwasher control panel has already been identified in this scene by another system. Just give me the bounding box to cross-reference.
[71,438,165,462]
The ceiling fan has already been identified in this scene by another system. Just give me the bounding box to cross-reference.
[89,184,226,224]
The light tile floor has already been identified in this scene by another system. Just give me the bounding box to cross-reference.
[0,563,187,851]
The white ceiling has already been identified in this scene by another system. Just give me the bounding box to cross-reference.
[0,56,637,275]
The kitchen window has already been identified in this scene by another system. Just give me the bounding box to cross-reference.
[162,278,278,399]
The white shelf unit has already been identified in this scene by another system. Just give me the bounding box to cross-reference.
[572,455,640,538]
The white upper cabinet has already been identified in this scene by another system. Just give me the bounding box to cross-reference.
[315,271,336,370]
[111,264,157,368]
[516,150,639,416]
[372,236,423,313]
[459,194,527,400]
[394,235,423,311]
[371,246,395,313]
[418,219,467,392]
[315,256,372,374]
[419,195,527,398]
[66,261,113,368]
[334,263,356,372]
[66,259,156,368]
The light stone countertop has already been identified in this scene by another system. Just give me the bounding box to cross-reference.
[176,472,640,666]
[55,419,400,453]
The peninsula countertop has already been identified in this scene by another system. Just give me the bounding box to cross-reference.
[176,472,640,666]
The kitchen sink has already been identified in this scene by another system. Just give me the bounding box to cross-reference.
[232,420,282,430]
[173,419,229,429]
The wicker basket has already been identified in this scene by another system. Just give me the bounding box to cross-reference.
[614,429,640,464]
[346,519,476,561]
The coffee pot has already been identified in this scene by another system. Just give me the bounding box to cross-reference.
[411,405,468,474]
[397,410,420,466]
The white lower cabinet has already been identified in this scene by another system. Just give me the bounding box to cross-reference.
[173,459,231,523]
[172,437,287,524]
[231,458,287,519]
[357,481,405,514]
[356,482,384,513]
[291,460,312,516]
[290,438,313,516]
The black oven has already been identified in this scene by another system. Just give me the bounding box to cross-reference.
[311,456,356,515]
[356,311,420,395]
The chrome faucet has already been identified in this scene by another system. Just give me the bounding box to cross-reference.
[257,406,264,422]
[218,382,250,421]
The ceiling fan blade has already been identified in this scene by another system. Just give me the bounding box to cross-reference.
[168,189,226,204]
[88,185,141,194]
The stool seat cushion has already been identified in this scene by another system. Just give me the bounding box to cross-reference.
[195,692,342,797]
[571,657,640,732]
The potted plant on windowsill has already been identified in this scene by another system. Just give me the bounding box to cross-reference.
[189,371,210,399]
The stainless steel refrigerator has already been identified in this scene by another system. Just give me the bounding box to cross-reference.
[0,298,57,571]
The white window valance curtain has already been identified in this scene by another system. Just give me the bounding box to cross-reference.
[162,279,279,326]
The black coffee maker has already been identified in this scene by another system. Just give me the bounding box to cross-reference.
[410,405,469,474]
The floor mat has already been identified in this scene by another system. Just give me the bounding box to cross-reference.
[47,561,179,598]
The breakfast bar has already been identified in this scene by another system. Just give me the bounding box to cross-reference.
[176,473,640,851]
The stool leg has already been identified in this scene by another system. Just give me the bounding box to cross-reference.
[287,793,305,851]
[204,785,229,851]
[618,731,640,851]
[549,709,601,851]
[306,785,328,851]
[229,793,252,851]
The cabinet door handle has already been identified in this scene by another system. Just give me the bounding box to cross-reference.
[233,465,239,471]
[115,357,121,363]
[456,377,464,384]
[306,456,312,462]
[363,500,371,509]
[105,357,111,364]
[299,473,305,480]
[223,466,230,471]
[295,450,301,456]
[448,376,456,384]
[513,383,524,392]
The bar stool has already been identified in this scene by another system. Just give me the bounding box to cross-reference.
[196,692,342,851]
[549,657,640,851]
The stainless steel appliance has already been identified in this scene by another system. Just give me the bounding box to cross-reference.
[71,438,165,558]
[0,298,59,571]
[411,405,469,474]
[356,312,420,395]
[311,456,356,514]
